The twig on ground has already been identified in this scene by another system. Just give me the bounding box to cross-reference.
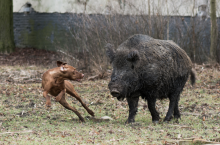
[0,130,33,135]
[181,112,200,116]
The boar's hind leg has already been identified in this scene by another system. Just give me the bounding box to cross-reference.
[164,89,182,122]
[146,97,160,123]
[164,76,187,121]
[126,97,139,123]
[173,96,181,119]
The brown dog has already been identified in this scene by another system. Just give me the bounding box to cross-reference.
[42,61,94,122]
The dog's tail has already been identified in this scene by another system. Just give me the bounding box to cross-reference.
[190,68,196,86]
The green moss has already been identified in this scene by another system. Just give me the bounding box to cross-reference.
[0,0,15,53]
[20,19,53,50]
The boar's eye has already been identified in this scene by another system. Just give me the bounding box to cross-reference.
[131,64,134,69]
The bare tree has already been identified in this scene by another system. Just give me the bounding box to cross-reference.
[0,0,14,53]
[210,0,217,62]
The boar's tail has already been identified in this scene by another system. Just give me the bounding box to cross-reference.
[190,68,196,86]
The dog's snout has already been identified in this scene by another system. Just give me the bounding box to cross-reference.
[111,89,120,97]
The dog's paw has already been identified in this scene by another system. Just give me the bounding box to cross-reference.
[46,101,51,107]
[88,110,95,117]
[79,118,85,122]
[46,104,51,108]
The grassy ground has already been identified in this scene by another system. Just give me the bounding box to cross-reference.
[0,64,220,145]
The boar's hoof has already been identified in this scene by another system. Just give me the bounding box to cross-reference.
[163,116,172,122]
[164,115,181,122]
[125,119,135,124]
[153,121,159,124]
[174,114,181,119]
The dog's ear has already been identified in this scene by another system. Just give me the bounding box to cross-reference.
[57,61,67,67]
[60,66,67,72]
[57,61,63,67]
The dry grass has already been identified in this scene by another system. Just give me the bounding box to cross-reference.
[61,13,215,74]
[0,64,220,144]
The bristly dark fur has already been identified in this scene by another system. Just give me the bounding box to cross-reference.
[106,34,196,123]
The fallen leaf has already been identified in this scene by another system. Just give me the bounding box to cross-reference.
[203,116,205,121]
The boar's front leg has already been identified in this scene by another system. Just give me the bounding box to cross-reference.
[126,97,139,123]
[146,97,160,123]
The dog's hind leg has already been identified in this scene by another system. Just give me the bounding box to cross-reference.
[65,81,95,117]
[58,94,85,122]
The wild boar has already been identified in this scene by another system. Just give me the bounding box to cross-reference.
[106,34,196,123]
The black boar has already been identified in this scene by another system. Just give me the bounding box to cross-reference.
[106,34,195,123]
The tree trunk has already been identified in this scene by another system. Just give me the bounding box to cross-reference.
[166,0,169,40]
[148,0,151,35]
[191,0,196,62]
[210,0,217,62]
[0,0,15,53]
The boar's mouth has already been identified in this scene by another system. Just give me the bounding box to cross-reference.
[117,96,124,101]
[111,89,120,97]
[110,89,125,101]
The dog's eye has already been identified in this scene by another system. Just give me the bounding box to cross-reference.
[131,65,134,69]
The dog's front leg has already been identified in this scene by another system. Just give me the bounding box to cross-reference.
[55,89,66,102]
[43,91,51,107]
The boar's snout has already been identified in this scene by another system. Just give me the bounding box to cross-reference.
[111,89,120,97]
[109,81,125,100]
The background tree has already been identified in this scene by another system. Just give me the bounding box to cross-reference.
[210,0,217,62]
[0,0,14,53]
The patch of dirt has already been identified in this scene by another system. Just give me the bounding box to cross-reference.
[0,69,44,84]
[0,48,111,83]
[0,48,61,84]
[0,47,61,66]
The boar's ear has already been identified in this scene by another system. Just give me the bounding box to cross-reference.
[127,50,140,62]
[105,43,115,63]
[57,61,67,67]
